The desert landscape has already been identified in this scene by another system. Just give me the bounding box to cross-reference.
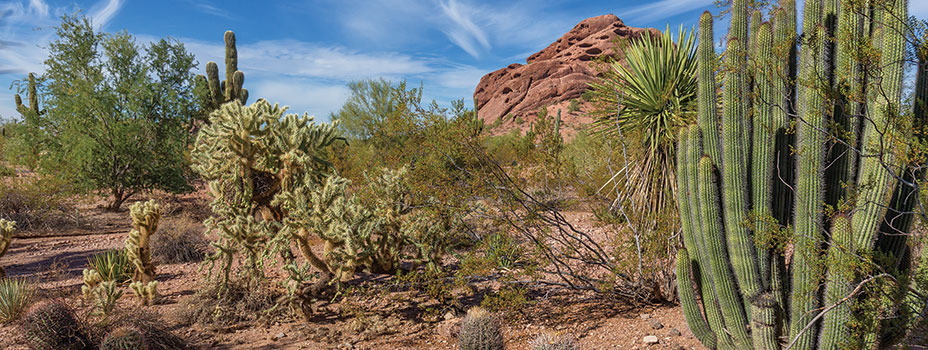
[1,0,927,349]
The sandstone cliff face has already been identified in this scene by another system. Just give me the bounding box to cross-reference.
[474,14,656,137]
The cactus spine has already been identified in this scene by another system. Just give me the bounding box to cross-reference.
[675,0,924,349]
[0,219,13,277]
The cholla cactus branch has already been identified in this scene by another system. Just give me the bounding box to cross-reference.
[125,200,161,284]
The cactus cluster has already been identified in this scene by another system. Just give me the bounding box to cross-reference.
[129,281,158,306]
[458,307,504,350]
[19,300,92,350]
[81,268,102,299]
[91,281,123,317]
[0,219,14,277]
[675,0,925,349]
[196,31,248,112]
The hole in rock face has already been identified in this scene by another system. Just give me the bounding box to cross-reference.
[578,43,593,48]
[578,55,592,61]
[599,35,610,40]
[502,87,513,94]
[513,73,521,78]
[586,48,602,55]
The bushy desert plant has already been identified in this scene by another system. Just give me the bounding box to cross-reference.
[87,249,131,283]
[458,307,504,350]
[0,277,33,323]
[151,215,207,264]
[675,1,926,348]
[19,300,92,350]
[0,176,76,232]
[90,281,123,317]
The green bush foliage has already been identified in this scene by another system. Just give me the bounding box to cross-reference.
[8,14,199,210]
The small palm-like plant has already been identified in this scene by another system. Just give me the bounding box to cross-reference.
[0,277,33,322]
[588,25,698,218]
[87,249,131,283]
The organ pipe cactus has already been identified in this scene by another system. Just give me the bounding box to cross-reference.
[675,0,925,349]
[125,200,161,284]
[0,219,13,277]
[196,31,248,112]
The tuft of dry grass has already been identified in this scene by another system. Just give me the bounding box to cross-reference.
[152,215,208,264]
[173,277,286,328]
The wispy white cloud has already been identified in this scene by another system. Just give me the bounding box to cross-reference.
[186,0,234,20]
[618,0,714,24]
[28,0,48,17]
[89,0,124,28]
[438,0,490,58]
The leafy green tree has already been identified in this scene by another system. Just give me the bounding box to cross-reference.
[22,14,199,210]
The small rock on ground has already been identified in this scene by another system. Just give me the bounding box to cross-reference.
[643,335,659,345]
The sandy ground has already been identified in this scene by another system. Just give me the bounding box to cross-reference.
[0,193,705,350]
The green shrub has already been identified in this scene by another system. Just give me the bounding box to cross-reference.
[458,307,504,350]
[87,249,132,283]
[0,176,75,232]
[19,300,92,350]
[567,99,580,114]
[0,277,33,322]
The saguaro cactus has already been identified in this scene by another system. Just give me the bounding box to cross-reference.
[0,219,14,277]
[196,31,248,112]
[675,0,924,349]
[14,73,43,117]
[125,200,161,284]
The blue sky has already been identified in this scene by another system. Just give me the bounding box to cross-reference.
[2,0,927,121]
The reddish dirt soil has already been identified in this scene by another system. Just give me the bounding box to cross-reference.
[0,193,705,350]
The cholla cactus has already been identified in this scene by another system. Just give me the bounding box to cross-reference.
[81,268,102,299]
[129,281,158,306]
[0,219,13,277]
[191,99,343,285]
[125,200,161,284]
[91,281,122,317]
[458,307,504,350]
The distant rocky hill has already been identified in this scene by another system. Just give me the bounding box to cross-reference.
[473,14,657,138]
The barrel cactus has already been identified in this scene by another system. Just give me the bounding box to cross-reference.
[458,307,504,350]
[675,0,926,349]
[19,300,92,350]
[100,326,148,350]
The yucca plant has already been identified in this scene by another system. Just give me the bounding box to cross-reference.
[588,24,698,224]
[87,249,131,283]
[0,277,33,322]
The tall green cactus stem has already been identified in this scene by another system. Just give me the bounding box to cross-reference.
[14,73,43,117]
[125,200,161,284]
[198,31,248,111]
[698,156,751,347]
[851,0,907,250]
[698,11,721,165]
[684,125,733,347]
[722,39,764,319]
[818,214,855,350]
[0,219,13,277]
[751,21,775,290]
[675,249,716,348]
[676,1,921,348]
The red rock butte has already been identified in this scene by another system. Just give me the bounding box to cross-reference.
[473,14,657,137]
